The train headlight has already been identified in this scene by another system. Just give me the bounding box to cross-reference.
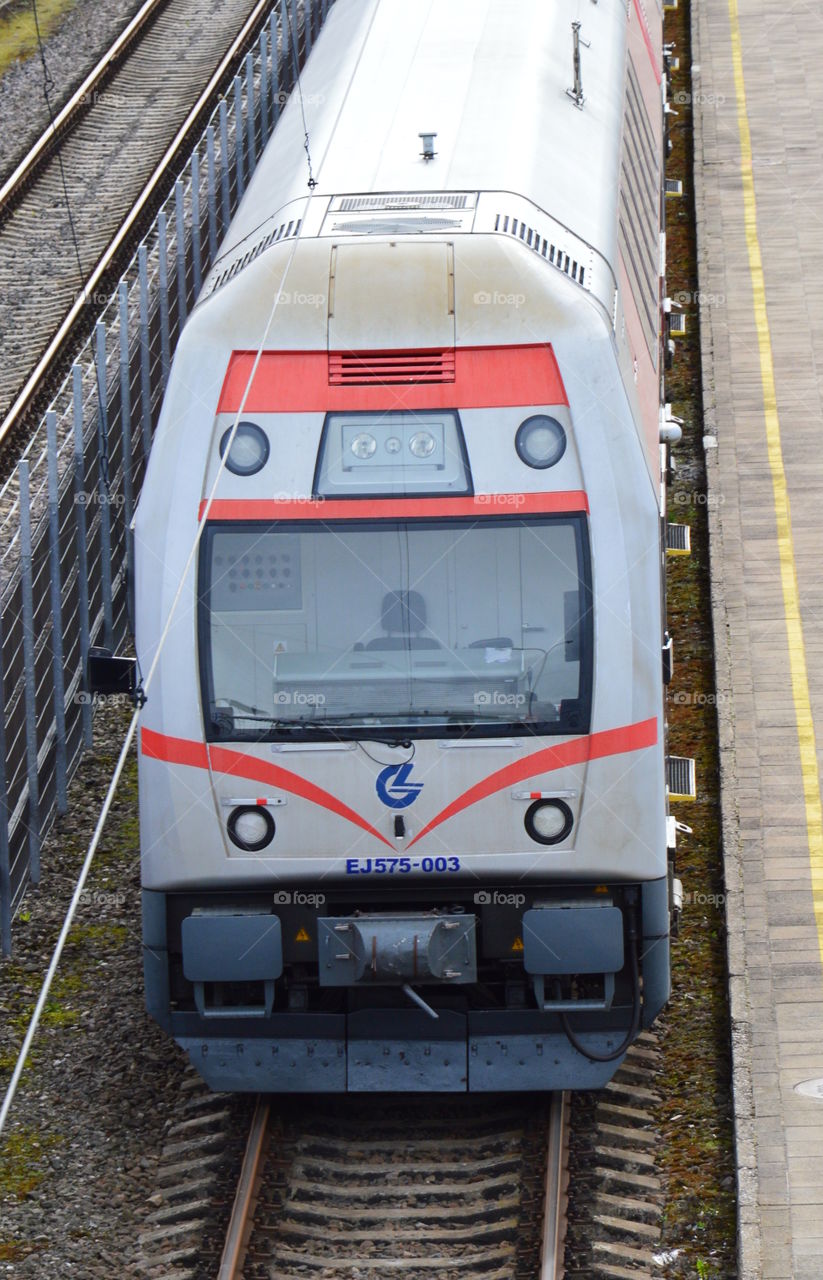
[351,432,377,459]
[409,430,436,458]
[220,422,270,476]
[227,805,276,851]
[524,799,573,846]
[515,415,566,469]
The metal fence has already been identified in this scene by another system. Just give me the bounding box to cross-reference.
[0,0,331,954]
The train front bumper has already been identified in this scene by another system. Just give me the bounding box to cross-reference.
[143,883,670,1091]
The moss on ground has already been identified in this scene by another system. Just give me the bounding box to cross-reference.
[659,1,737,1275]
[0,1127,60,1201]
[0,0,77,79]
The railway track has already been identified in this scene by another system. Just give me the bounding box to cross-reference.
[0,0,277,444]
[0,0,171,210]
[217,1094,568,1280]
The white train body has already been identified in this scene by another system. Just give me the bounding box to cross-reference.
[133,0,672,1091]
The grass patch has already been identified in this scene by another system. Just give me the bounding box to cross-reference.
[0,0,78,79]
[658,0,737,1275]
[0,1127,60,1200]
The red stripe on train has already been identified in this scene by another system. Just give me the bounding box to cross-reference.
[197,492,590,522]
[141,718,657,852]
[406,718,659,846]
[216,344,568,413]
[141,728,394,848]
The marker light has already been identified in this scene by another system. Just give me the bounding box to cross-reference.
[314,411,471,496]
[524,799,573,846]
[409,430,436,458]
[351,432,378,459]
[227,805,276,851]
[220,421,270,476]
[515,415,567,469]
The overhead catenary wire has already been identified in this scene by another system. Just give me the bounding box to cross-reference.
[0,0,325,1131]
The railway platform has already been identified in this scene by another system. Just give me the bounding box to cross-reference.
[692,1,823,1276]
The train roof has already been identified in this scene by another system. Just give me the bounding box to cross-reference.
[218,0,654,283]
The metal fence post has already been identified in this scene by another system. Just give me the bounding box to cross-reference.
[0,581,11,956]
[157,211,171,387]
[138,245,153,460]
[174,181,188,327]
[233,75,245,199]
[206,125,218,262]
[191,151,202,297]
[95,322,114,647]
[219,99,231,230]
[46,411,68,815]
[118,284,135,635]
[259,30,270,146]
[270,10,281,123]
[245,52,256,174]
[18,461,41,885]
[72,365,93,749]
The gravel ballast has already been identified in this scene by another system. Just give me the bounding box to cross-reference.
[0,705,246,1275]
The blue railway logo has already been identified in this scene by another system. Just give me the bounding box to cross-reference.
[375,762,423,809]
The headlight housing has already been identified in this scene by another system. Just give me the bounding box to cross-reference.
[219,421,270,476]
[227,805,276,851]
[524,799,573,845]
[515,415,567,469]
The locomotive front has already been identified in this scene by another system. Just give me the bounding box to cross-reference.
[132,230,669,1092]
[131,0,673,1091]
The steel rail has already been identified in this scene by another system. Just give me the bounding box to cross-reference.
[541,1091,569,1280]
[218,1095,270,1280]
[0,0,170,214]
[0,0,273,450]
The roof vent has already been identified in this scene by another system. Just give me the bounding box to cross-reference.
[328,349,455,385]
[334,193,471,212]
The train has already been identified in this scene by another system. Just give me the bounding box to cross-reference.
[94,0,682,1091]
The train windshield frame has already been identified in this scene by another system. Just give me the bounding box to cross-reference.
[197,515,593,742]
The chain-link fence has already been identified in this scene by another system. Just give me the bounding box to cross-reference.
[0,0,331,953]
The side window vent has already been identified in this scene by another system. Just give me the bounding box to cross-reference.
[206,219,302,297]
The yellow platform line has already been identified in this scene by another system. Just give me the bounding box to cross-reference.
[728,0,823,963]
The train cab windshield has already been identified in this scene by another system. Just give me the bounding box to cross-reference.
[198,515,592,741]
